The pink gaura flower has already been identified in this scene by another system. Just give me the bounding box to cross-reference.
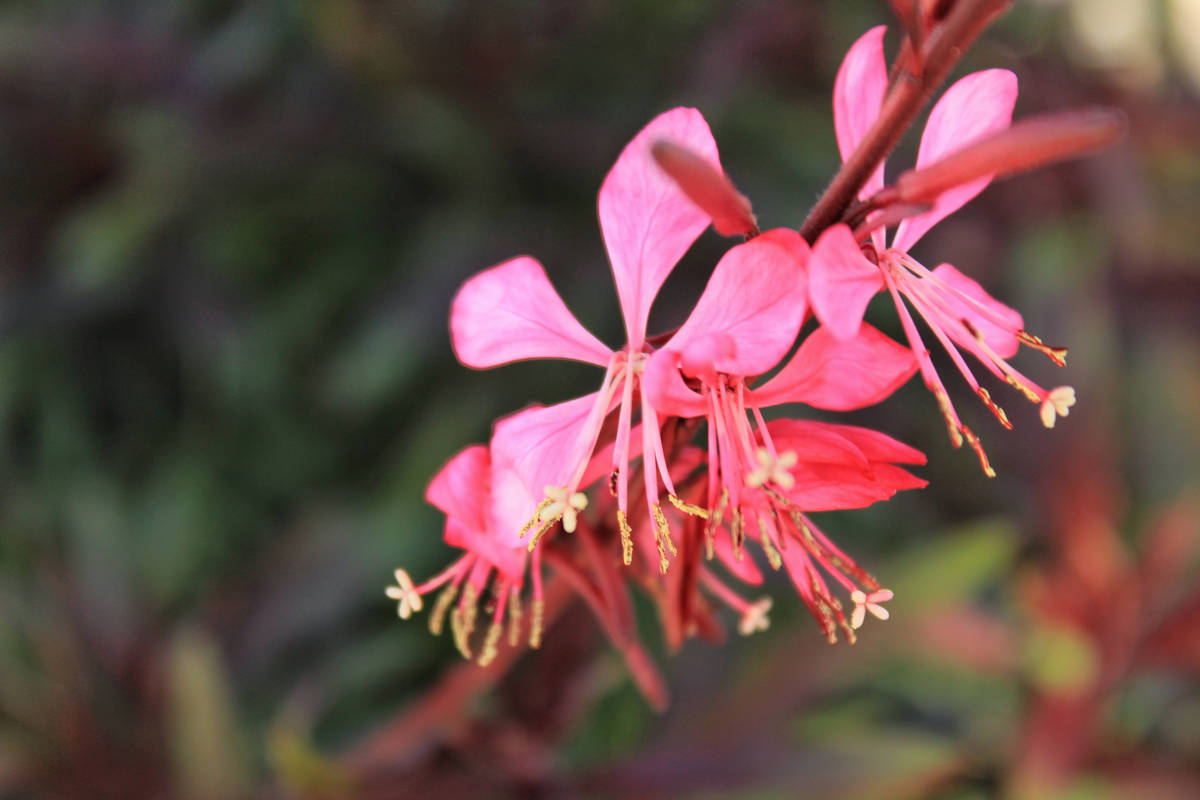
[451,107,808,569]
[642,257,918,556]
[809,26,1075,476]
[634,420,927,644]
[388,442,548,665]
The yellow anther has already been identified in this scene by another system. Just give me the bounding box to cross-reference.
[731,509,745,561]
[757,517,782,570]
[526,517,557,552]
[428,582,459,635]
[668,494,708,519]
[450,584,478,659]
[529,598,545,650]
[960,424,996,478]
[975,387,1012,429]
[507,591,523,647]
[617,508,633,566]
[1004,373,1042,404]
[478,622,503,667]
[651,504,676,574]
[519,497,554,539]
[934,389,964,448]
[1017,329,1068,366]
[704,489,730,561]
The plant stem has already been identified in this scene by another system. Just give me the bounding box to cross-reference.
[798,0,1013,243]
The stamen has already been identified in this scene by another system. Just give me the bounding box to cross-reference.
[757,516,782,570]
[428,582,459,635]
[529,598,544,649]
[651,503,677,574]
[935,389,964,449]
[934,388,995,477]
[960,424,996,478]
[668,493,708,519]
[1017,330,1068,366]
[704,488,730,560]
[507,589,523,647]
[519,497,554,539]
[478,622,503,667]
[616,508,634,566]
[731,508,744,561]
[1003,374,1042,404]
[526,517,558,552]
[450,584,479,659]
[975,387,1013,429]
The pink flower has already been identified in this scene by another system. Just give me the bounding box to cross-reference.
[642,248,918,555]
[388,443,547,665]
[630,419,927,644]
[451,108,805,569]
[809,26,1075,476]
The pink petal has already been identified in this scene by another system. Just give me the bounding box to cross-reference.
[666,228,809,378]
[599,107,721,349]
[713,532,765,585]
[792,420,926,466]
[642,349,709,418]
[451,256,612,369]
[751,323,916,410]
[808,224,884,341]
[834,26,889,200]
[892,69,1019,252]
[869,463,929,492]
[491,395,600,500]
[444,516,526,583]
[763,419,871,472]
[785,465,898,511]
[930,263,1023,358]
[425,445,490,531]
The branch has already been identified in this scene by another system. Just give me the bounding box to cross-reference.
[798,0,1014,243]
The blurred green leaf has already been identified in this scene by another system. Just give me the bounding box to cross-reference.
[166,628,252,800]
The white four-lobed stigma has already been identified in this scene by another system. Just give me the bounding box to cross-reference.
[386,568,423,619]
[738,596,773,636]
[542,486,590,533]
[850,588,893,630]
[746,448,798,490]
[1040,386,1076,429]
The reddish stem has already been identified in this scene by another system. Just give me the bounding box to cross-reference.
[798,0,1013,243]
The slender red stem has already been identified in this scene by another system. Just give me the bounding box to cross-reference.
[798,0,1013,243]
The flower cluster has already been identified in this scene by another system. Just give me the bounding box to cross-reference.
[385,21,1106,703]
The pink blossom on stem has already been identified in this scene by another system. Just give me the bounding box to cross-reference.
[387,443,548,665]
[450,107,746,570]
[809,26,1075,476]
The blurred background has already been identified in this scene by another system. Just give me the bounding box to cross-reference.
[1,1,1197,798]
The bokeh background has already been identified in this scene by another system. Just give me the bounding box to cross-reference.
[1,1,1198,798]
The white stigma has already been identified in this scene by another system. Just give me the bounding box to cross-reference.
[542,486,589,533]
[738,596,773,636]
[1040,386,1076,428]
[385,568,422,619]
[850,588,893,630]
[746,448,798,490]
